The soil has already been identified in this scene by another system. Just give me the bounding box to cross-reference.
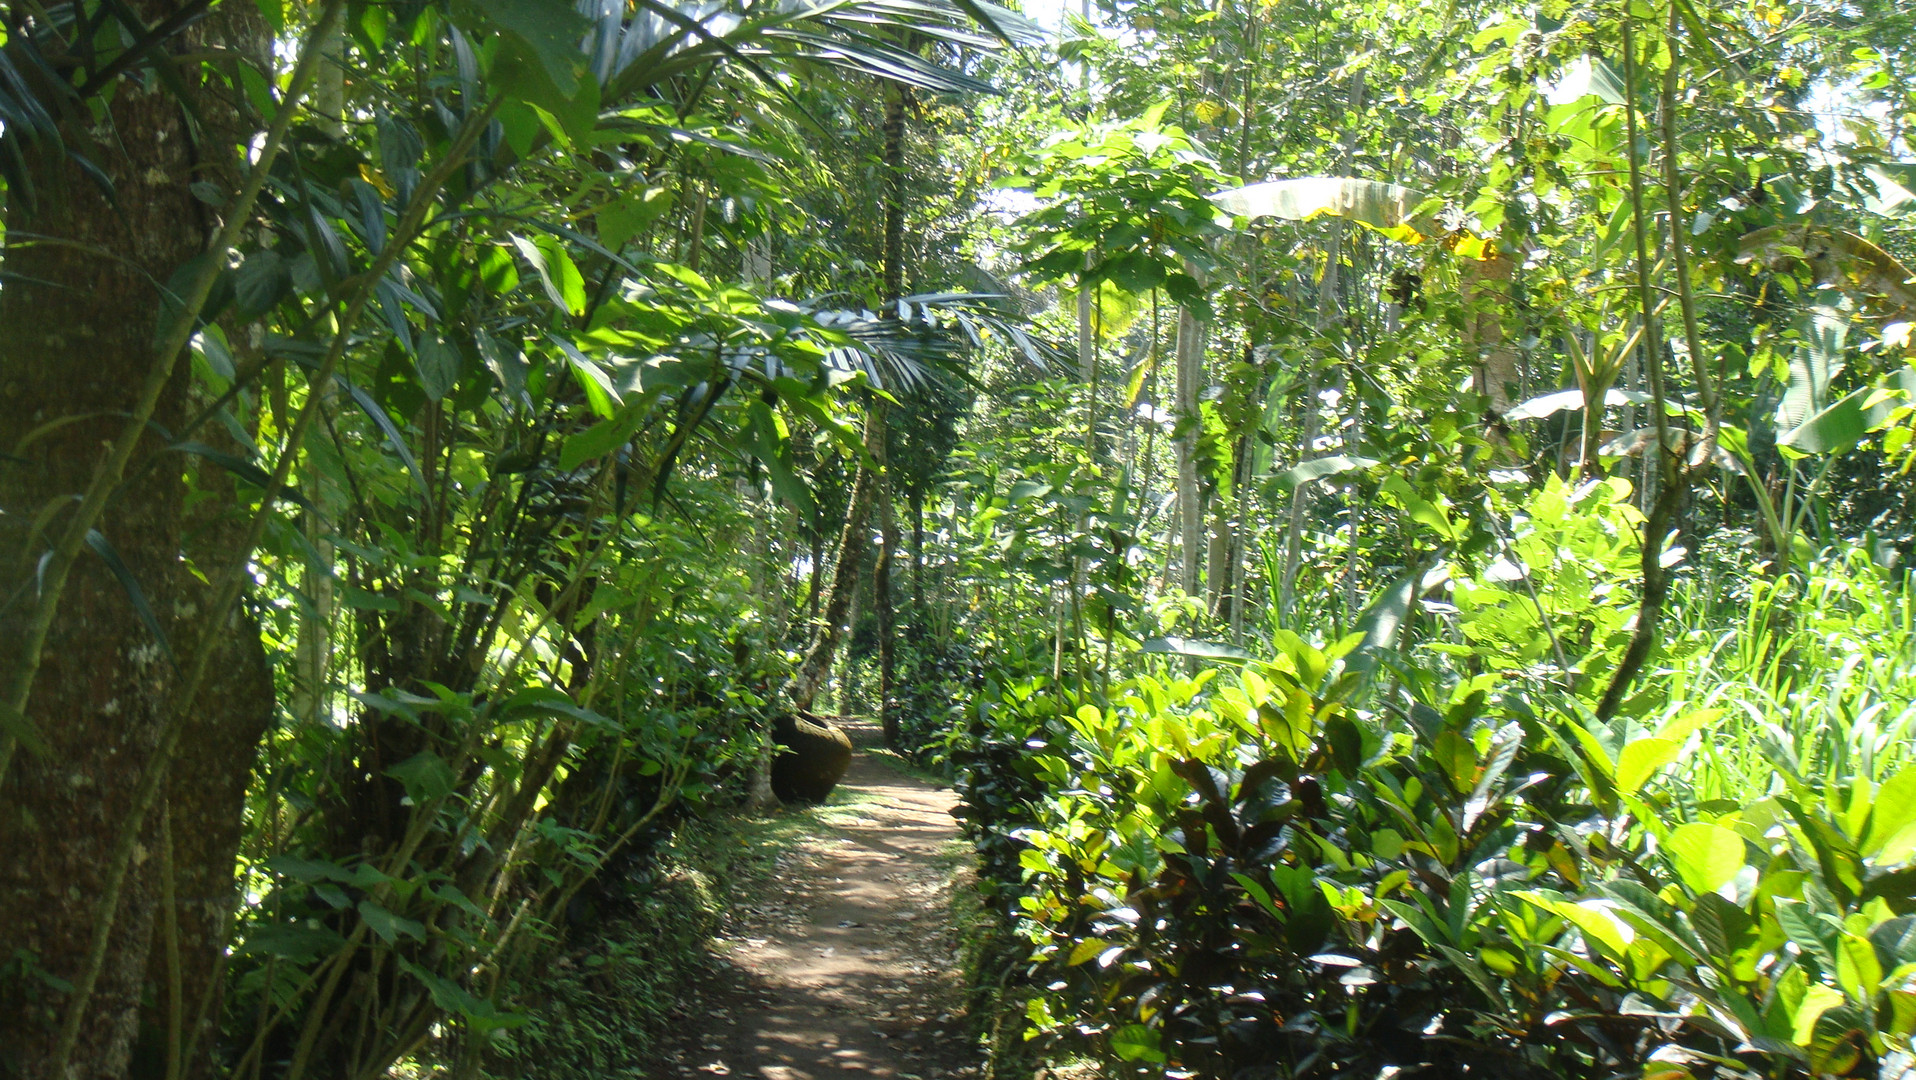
[658,722,982,1080]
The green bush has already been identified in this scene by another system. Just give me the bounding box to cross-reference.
[954,547,1916,1080]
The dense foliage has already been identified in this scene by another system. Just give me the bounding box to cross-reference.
[1,0,1914,1075]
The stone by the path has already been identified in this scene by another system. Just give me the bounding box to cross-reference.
[660,723,979,1080]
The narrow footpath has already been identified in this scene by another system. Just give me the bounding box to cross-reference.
[659,722,982,1080]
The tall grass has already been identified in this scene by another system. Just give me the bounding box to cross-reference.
[1657,551,1916,799]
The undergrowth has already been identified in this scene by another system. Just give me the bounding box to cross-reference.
[482,770,899,1077]
[481,817,744,1079]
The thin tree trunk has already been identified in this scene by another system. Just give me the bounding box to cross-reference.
[873,77,908,744]
[788,427,879,714]
[745,210,781,812]
[1174,298,1206,597]
[747,489,780,812]
[1080,259,1097,455]
[1207,490,1230,617]
[875,454,899,746]
[910,494,926,612]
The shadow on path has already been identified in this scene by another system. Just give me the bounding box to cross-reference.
[658,722,979,1080]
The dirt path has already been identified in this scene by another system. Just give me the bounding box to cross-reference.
[659,723,980,1080]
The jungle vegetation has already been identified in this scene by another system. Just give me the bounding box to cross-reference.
[0,0,1914,1075]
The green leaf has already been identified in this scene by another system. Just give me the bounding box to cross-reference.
[1791,983,1846,1046]
[1778,365,1916,454]
[1871,916,1916,969]
[1809,1007,1868,1076]
[1864,162,1916,217]
[1615,737,1681,796]
[1665,822,1746,894]
[1379,475,1456,540]
[397,958,529,1032]
[475,0,589,97]
[538,235,587,315]
[559,409,643,471]
[1776,899,1841,973]
[1432,729,1476,793]
[233,249,289,319]
[237,923,344,962]
[430,882,490,922]
[551,336,621,418]
[1517,892,1632,959]
[1007,478,1052,501]
[497,687,612,727]
[340,586,400,612]
[385,751,458,803]
[1690,893,1754,960]
[170,442,315,512]
[357,900,426,943]
[746,400,816,523]
[1276,454,1378,488]
[336,374,427,494]
[1776,299,1847,433]
[1837,930,1884,999]
[1350,569,1417,663]
[1066,937,1107,966]
[1504,387,1647,422]
[1109,1024,1166,1063]
[597,189,670,252]
[415,335,460,401]
[1865,769,1916,860]
[264,855,355,883]
[1324,714,1364,774]
[512,233,587,316]
[1544,54,1626,105]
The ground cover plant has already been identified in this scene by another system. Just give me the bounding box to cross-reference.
[1,0,1915,1075]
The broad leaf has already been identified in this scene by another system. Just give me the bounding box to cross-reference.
[1140,636,1252,661]
[1212,177,1434,242]
[1276,454,1378,488]
[1665,822,1745,894]
[1779,366,1916,455]
[357,900,426,943]
[1616,737,1680,796]
[1505,387,1648,422]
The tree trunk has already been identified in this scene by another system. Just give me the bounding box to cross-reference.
[1206,490,1230,618]
[875,452,900,747]
[1173,301,1206,598]
[1465,251,1521,422]
[807,528,826,626]
[875,78,906,747]
[910,493,927,612]
[881,82,909,305]
[0,5,269,1076]
[747,487,780,812]
[788,443,878,715]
